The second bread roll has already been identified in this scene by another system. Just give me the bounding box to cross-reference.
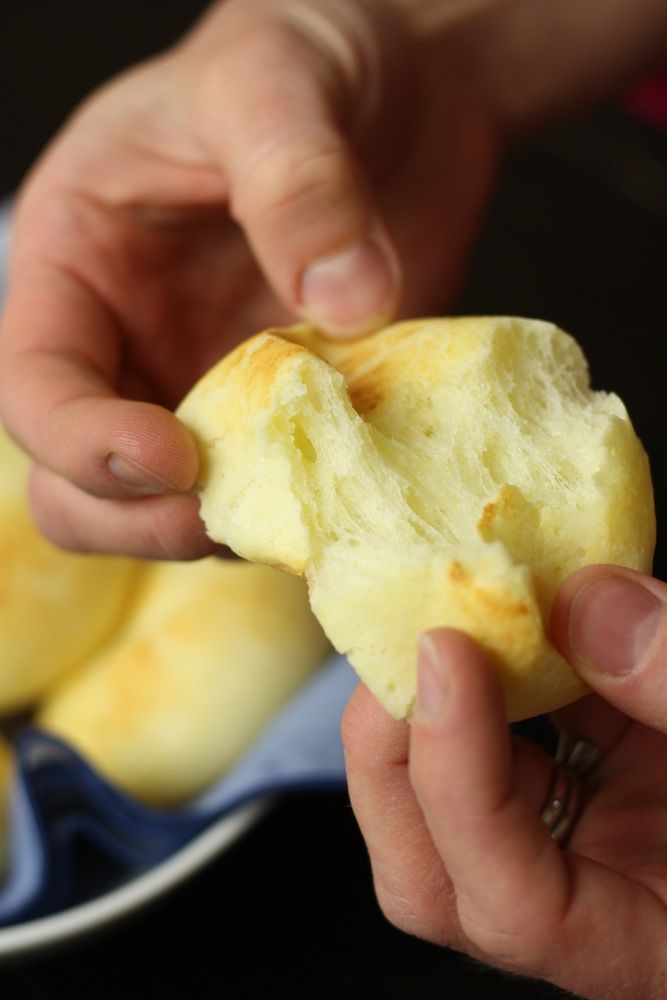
[0,423,137,712]
[39,558,330,805]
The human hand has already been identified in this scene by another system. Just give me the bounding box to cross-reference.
[0,0,499,559]
[343,564,667,1000]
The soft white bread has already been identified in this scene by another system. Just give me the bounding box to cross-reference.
[177,317,655,721]
[0,424,138,711]
[38,558,330,805]
[0,737,12,878]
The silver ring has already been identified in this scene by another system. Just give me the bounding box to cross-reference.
[540,733,602,845]
[554,732,603,779]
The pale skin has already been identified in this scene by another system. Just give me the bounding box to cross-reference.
[0,0,500,558]
[1,2,667,995]
[345,564,667,999]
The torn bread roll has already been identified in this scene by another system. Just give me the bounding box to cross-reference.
[177,317,655,721]
[39,558,330,805]
[0,423,138,711]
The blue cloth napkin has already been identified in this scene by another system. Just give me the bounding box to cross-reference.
[0,202,356,926]
[0,656,356,926]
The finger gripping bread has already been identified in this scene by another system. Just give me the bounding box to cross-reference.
[177,317,655,721]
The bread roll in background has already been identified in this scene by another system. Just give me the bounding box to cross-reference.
[0,737,12,878]
[177,317,655,721]
[0,424,138,711]
[39,558,330,805]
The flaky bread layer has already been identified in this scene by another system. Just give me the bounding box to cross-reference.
[178,317,655,721]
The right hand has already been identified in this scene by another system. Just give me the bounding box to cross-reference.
[0,0,500,560]
[344,565,667,999]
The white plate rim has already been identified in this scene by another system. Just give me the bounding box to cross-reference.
[0,795,272,961]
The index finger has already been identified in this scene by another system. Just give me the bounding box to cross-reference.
[0,257,199,499]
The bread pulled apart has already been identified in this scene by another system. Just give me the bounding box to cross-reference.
[178,317,655,721]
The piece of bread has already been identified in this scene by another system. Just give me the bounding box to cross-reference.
[0,423,138,711]
[38,558,330,805]
[177,316,655,721]
[0,737,11,878]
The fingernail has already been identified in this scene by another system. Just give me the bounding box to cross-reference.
[300,238,399,336]
[107,453,180,494]
[415,634,449,720]
[569,576,662,675]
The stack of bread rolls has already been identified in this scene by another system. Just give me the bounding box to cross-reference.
[38,558,330,805]
[0,425,137,713]
[0,421,329,866]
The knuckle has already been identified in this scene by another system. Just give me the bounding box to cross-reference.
[36,519,89,555]
[198,19,285,96]
[457,903,558,974]
[147,502,189,561]
[29,478,90,555]
[340,685,377,761]
[231,134,353,225]
[374,881,419,934]
[0,409,25,457]
[148,494,213,562]
[372,865,452,944]
[285,0,384,105]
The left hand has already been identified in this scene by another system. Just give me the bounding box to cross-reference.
[0,0,499,560]
[343,565,667,1000]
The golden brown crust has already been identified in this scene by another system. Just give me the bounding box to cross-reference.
[38,559,329,805]
[0,424,138,712]
[178,316,655,721]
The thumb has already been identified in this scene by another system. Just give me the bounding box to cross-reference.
[190,1,403,337]
[551,565,667,731]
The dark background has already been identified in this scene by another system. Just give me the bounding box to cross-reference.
[0,3,665,998]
